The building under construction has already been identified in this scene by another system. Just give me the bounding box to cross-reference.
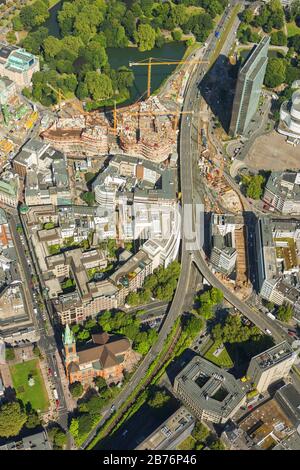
[40,96,178,162]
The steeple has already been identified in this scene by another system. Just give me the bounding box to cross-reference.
[63,324,75,346]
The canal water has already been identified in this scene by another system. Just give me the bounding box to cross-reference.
[44,1,186,105]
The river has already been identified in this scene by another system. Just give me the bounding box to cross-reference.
[43,1,186,106]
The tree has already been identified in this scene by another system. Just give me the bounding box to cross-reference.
[148,390,170,409]
[210,438,226,450]
[135,24,156,52]
[192,421,210,443]
[5,347,15,361]
[78,413,93,435]
[69,418,79,439]
[84,72,113,101]
[69,381,84,398]
[264,57,286,88]
[26,409,41,429]
[43,36,62,58]
[240,8,254,24]
[77,329,90,342]
[277,304,293,323]
[210,287,223,305]
[172,29,182,41]
[94,376,107,391]
[0,402,27,438]
[242,174,265,200]
[270,30,287,46]
[48,426,67,449]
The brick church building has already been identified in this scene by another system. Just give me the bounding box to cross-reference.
[63,325,139,386]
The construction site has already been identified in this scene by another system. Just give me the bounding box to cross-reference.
[0,91,38,166]
[40,57,206,162]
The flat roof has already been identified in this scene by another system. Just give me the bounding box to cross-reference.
[175,356,245,418]
[249,341,295,371]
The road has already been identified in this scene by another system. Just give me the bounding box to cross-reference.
[2,207,71,439]
[81,2,246,450]
[178,0,293,346]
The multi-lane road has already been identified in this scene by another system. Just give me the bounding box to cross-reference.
[81,2,248,450]
[4,209,70,434]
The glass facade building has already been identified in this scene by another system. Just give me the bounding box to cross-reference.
[230,36,270,137]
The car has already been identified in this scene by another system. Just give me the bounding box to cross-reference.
[55,399,60,408]
[54,371,57,377]
[48,368,52,376]
[265,329,272,336]
[288,331,297,337]
[111,404,116,412]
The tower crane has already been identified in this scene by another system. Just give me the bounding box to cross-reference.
[129,57,209,98]
[46,83,88,117]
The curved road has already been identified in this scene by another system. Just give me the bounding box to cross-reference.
[83,0,290,449]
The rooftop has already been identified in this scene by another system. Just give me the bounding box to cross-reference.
[175,356,245,419]
[249,341,295,371]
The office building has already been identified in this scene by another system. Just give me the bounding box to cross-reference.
[230,36,270,136]
[255,217,277,297]
[0,172,20,208]
[173,356,246,424]
[0,431,51,450]
[0,77,16,105]
[247,342,296,393]
[263,172,300,214]
[0,43,39,89]
[136,407,195,450]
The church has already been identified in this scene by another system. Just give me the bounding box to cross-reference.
[63,325,139,385]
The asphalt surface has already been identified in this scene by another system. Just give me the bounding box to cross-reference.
[81,2,245,450]
[7,209,70,433]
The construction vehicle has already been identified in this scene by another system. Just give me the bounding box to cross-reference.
[129,57,209,98]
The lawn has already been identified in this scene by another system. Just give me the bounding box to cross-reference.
[286,21,300,38]
[10,359,49,412]
[177,436,196,450]
[204,340,233,368]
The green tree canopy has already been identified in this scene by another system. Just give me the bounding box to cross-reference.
[264,58,286,88]
[148,390,170,409]
[135,23,156,51]
[0,402,27,438]
[277,304,293,323]
[69,381,84,398]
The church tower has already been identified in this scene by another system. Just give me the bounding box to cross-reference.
[63,324,78,369]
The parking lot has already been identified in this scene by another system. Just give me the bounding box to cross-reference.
[245,132,300,172]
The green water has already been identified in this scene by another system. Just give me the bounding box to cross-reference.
[44,1,186,106]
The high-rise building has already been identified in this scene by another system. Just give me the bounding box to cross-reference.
[247,341,296,393]
[230,36,270,137]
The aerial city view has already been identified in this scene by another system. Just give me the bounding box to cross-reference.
[0,0,300,455]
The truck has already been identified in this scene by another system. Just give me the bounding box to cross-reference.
[267,312,276,321]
